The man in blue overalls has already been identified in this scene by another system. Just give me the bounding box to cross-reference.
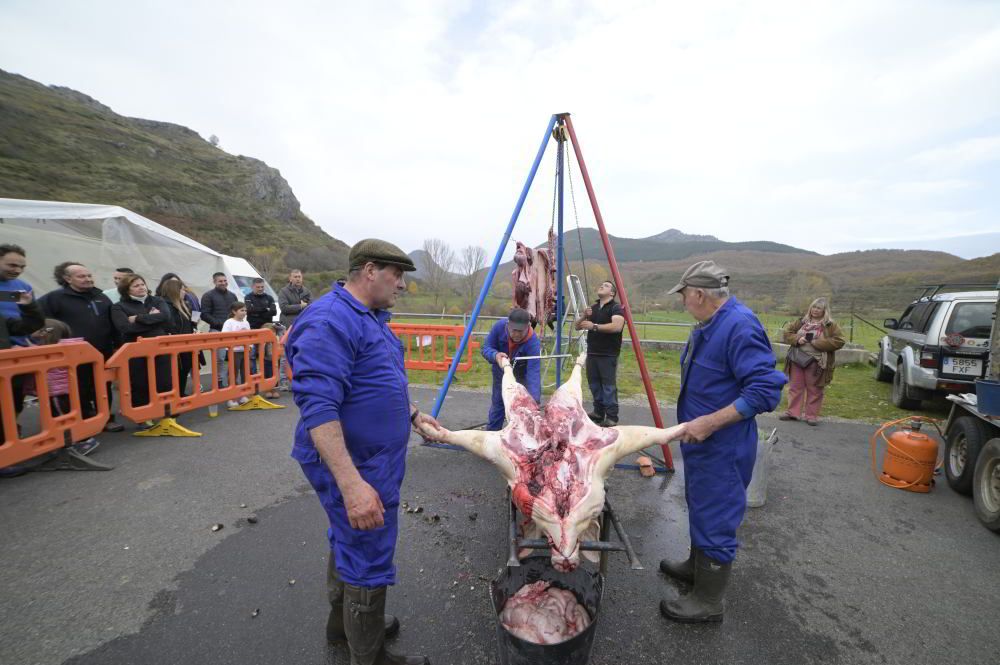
[482,307,541,429]
[287,239,434,665]
[659,261,787,623]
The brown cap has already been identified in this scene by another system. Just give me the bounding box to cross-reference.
[348,238,416,272]
[507,308,531,332]
[667,260,730,294]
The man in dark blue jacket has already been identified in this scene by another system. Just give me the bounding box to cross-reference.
[286,239,432,665]
[481,308,541,430]
[659,261,787,624]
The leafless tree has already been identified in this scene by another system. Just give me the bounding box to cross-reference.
[421,238,456,307]
[209,134,221,148]
[249,248,283,283]
[458,245,487,310]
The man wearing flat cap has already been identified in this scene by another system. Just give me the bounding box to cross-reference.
[286,238,433,664]
[658,260,786,625]
[481,307,541,430]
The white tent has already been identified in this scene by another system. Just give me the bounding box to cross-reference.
[0,198,274,301]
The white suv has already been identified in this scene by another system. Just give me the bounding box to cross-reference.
[874,286,997,410]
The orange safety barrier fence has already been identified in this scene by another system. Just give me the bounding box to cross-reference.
[103,329,281,424]
[388,324,481,372]
[0,343,109,468]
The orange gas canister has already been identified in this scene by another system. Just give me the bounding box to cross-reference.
[871,418,942,493]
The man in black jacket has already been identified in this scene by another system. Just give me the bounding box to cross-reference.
[245,278,277,329]
[199,272,238,332]
[38,262,123,431]
[200,272,239,388]
[575,280,626,427]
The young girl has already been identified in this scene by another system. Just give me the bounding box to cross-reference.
[28,319,100,455]
[222,302,250,407]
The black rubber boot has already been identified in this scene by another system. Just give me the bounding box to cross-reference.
[659,550,731,623]
[326,558,399,644]
[658,549,694,584]
[343,584,429,665]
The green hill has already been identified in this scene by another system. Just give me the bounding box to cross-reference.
[0,69,348,277]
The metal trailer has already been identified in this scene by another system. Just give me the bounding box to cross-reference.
[941,286,1000,531]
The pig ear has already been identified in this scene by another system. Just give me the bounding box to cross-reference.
[605,424,687,462]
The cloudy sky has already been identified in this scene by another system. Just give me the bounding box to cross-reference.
[2,0,999,259]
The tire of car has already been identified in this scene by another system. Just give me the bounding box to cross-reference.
[972,438,1000,532]
[891,363,921,410]
[873,344,893,383]
[945,416,988,495]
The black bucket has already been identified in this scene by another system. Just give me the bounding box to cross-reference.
[490,556,604,665]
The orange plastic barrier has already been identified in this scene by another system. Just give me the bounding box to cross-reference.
[103,330,280,424]
[389,324,481,372]
[0,343,109,467]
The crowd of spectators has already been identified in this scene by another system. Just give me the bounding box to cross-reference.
[0,243,311,475]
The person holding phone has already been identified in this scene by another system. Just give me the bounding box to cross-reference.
[780,297,846,425]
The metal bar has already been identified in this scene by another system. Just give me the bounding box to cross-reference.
[555,119,566,386]
[598,510,609,575]
[512,353,573,363]
[562,113,674,471]
[516,538,626,553]
[430,114,558,418]
[507,495,522,567]
[605,498,643,570]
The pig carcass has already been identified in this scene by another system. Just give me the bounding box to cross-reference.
[418,353,686,571]
[501,581,591,644]
[512,235,555,332]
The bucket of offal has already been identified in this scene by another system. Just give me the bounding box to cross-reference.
[490,555,604,665]
[870,416,943,493]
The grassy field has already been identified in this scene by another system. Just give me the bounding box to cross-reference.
[408,347,947,425]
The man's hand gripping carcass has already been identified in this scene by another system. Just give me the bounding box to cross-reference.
[417,352,686,572]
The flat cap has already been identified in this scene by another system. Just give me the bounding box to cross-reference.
[667,260,730,294]
[349,238,416,272]
[507,307,531,331]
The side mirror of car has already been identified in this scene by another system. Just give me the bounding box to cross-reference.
[883,318,898,330]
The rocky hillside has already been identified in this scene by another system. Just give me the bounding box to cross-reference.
[0,69,348,276]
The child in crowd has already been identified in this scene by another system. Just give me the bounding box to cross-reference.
[222,302,250,408]
[28,319,100,456]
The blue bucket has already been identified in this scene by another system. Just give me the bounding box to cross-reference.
[975,379,1000,416]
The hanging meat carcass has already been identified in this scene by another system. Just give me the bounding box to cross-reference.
[511,231,556,334]
[417,353,686,572]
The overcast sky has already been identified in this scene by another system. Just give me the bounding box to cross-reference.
[2,0,999,259]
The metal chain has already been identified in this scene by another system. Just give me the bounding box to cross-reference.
[564,141,590,297]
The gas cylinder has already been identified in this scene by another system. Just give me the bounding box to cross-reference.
[878,422,939,493]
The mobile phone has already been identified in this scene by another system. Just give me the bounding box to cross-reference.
[805,332,814,342]
[0,290,24,302]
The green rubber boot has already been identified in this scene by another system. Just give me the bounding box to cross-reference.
[343,584,429,665]
[326,557,399,644]
[659,550,731,623]
[658,549,694,584]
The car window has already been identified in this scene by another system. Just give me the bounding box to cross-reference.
[913,302,940,333]
[899,303,930,331]
[945,302,994,338]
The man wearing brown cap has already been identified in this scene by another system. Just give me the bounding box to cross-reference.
[658,260,786,624]
[286,238,435,664]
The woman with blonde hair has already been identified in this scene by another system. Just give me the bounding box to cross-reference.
[780,297,845,425]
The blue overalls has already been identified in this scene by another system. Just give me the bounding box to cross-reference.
[287,285,411,588]
[677,298,787,563]
[481,319,542,430]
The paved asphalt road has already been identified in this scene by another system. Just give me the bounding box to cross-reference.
[1,386,998,665]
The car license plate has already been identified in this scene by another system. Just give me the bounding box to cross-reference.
[942,357,983,376]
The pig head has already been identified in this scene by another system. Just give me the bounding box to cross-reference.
[418,353,685,571]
